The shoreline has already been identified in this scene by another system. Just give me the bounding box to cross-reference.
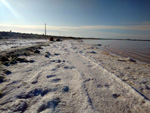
[83,42,150,99]
[103,48,150,64]
[0,39,150,112]
[83,39,150,64]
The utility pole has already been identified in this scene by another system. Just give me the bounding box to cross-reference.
[45,24,46,36]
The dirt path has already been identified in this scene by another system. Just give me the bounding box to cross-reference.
[0,40,150,113]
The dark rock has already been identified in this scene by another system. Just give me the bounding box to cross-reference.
[97,44,101,46]
[128,58,136,62]
[63,86,69,92]
[31,80,38,84]
[25,88,51,98]
[47,75,56,78]
[38,46,43,49]
[28,88,42,97]
[17,58,28,63]
[0,56,9,62]
[104,84,110,88]
[97,84,103,88]
[50,37,54,41]
[46,52,51,55]
[45,52,51,58]
[2,61,10,66]
[0,76,5,83]
[0,91,3,98]
[89,51,97,54]
[64,66,69,69]
[51,78,61,83]
[34,49,40,54]
[64,66,75,69]
[3,69,11,75]
[79,51,83,53]
[41,89,51,96]
[16,57,34,63]
[56,39,62,41]
[54,53,60,56]
[45,54,49,58]
[10,59,17,65]
[24,52,30,56]
[50,98,60,108]
[57,59,61,63]
[29,60,34,63]
[51,68,56,71]
[10,54,18,58]
[50,60,56,62]
[112,94,120,98]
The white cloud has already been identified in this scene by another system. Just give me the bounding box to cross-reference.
[1,24,150,31]
[0,24,150,39]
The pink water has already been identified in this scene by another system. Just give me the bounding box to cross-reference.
[84,40,150,64]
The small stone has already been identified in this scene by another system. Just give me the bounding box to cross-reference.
[45,54,49,58]
[57,59,61,63]
[97,44,101,46]
[47,75,56,78]
[38,46,43,49]
[0,56,9,62]
[56,39,62,41]
[10,59,17,64]
[0,76,5,83]
[45,52,51,58]
[3,69,11,75]
[54,53,60,56]
[24,52,29,56]
[46,52,51,55]
[112,94,120,98]
[34,49,40,54]
[51,78,61,83]
[87,51,97,54]
[49,37,54,41]
[29,60,34,63]
[2,61,10,66]
[63,86,69,92]
[51,68,56,71]
[0,91,3,98]
[145,85,150,90]
[50,60,56,62]
[127,58,136,62]
[90,51,97,54]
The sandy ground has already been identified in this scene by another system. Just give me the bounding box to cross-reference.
[0,40,150,113]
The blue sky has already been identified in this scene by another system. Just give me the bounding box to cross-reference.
[0,0,150,39]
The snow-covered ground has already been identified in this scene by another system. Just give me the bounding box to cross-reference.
[0,39,48,51]
[0,40,150,113]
